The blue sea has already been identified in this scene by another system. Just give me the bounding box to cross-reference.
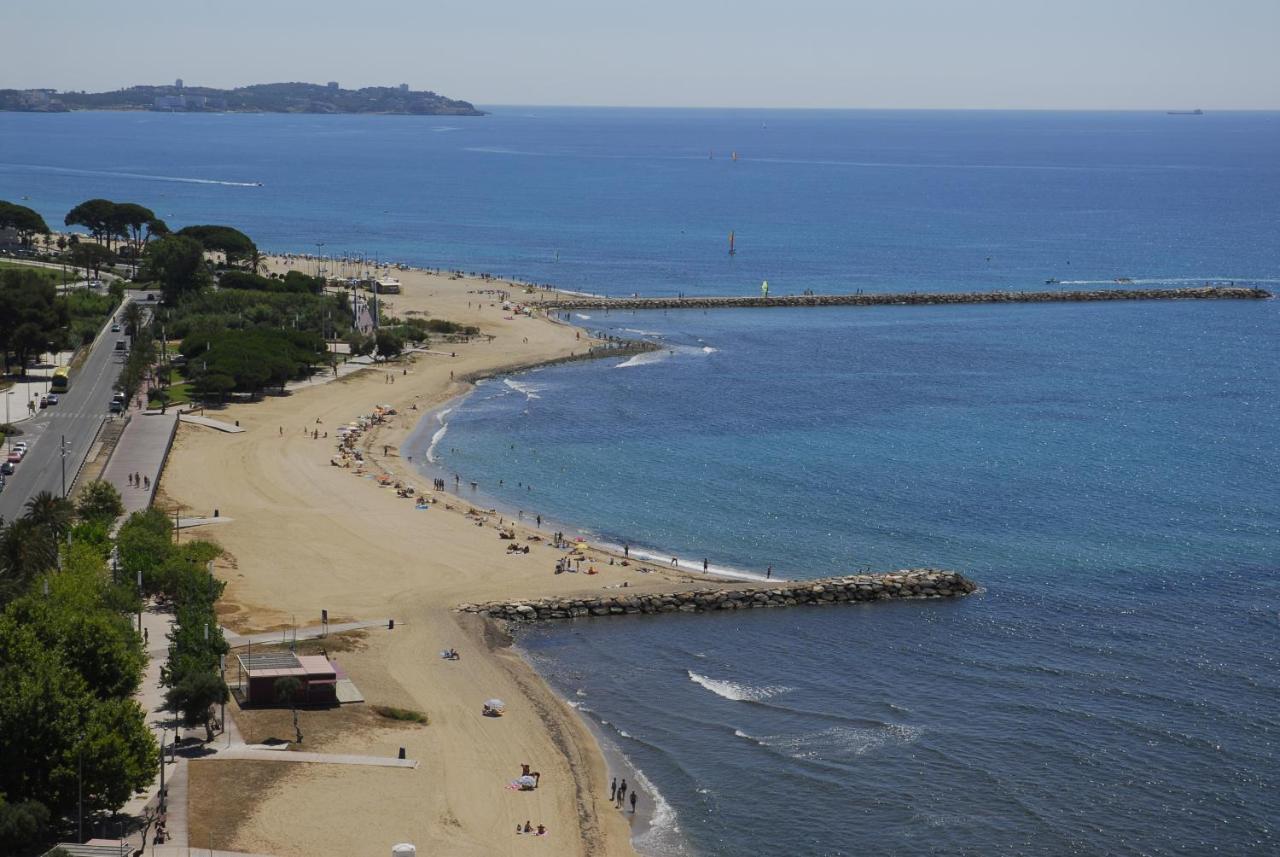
[4,108,1278,855]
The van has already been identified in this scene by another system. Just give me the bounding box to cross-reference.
[114,339,126,352]
[109,399,124,414]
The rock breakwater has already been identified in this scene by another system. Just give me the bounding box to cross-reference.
[541,286,1270,312]
[457,569,977,622]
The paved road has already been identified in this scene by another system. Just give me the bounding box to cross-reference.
[0,293,154,522]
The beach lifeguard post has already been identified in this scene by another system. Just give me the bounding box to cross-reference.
[235,651,339,705]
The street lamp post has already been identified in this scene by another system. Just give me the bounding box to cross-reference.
[60,434,70,497]
[4,390,12,451]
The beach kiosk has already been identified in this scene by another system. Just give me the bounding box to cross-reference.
[235,651,338,705]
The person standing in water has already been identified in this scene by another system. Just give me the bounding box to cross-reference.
[630,791,637,814]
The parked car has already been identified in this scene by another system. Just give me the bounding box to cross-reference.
[6,450,22,463]
[46,393,59,405]
[111,323,121,332]
[13,442,27,454]
[1,462,13,476]
[109,399,124,414]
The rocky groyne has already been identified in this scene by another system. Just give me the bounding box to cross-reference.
[540,285,1270,311]
[457,569,977,622]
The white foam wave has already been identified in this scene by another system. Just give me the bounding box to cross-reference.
[739,724,922,759]
[574,313,592,320]
[615,350,670,369]
[701,346,718,354]
[503,378,543,399]
[628,756,683,854]
[688,671,791,702]
[425,407,452,463]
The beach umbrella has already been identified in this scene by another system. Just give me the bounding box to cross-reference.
[516,775,537,788]
[485,698,506,712]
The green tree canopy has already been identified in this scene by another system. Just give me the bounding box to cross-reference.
[142,234,208,302]
[0,200,50,245]
[165,670,229,742]
[68,242,115,280]
[25,492,74,542]
[76,480,125,525]
[64,199,118,249]
[0,268,67,375]
[176,225,256,267]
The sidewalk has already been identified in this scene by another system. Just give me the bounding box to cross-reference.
[101,410,179,515]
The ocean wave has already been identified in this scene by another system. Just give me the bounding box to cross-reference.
[503,378,543,399]
[574,313,592,320]
[735,724,922,759]
[628,757,685,855]
[615,350,670,369]
[702,346,718,354]
[425,407,452,463]
[688,671,791,702]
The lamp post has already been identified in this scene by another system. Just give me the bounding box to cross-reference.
[315,242,325,279]
[4,390,12,451]
[60,434,70,497]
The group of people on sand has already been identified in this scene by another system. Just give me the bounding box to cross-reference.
[515,821,547,836]
[610,777,639,813]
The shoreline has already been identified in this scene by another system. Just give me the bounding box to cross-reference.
[163,255,713,856]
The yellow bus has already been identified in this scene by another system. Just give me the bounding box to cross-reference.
[50,366,70,394]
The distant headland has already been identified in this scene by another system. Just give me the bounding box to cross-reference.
[0,79,485,115]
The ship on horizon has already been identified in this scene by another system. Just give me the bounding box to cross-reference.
[1167,109,1204,115]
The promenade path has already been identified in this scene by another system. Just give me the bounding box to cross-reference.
[179,413,246,433]
[223,618,393,648]
[100,411,179,515]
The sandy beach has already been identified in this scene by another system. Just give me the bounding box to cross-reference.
[164,258,712,856]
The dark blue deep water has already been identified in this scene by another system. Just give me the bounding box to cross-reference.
[4,108,1278,855]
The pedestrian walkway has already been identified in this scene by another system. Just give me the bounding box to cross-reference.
[179,413,246,433]
[101,411,179,515]
[222,618,393,648]
[208,748,419,768]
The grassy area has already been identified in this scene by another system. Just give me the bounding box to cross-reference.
[372,705,429,724]
[0,259,65,287]
[148,367,192,408]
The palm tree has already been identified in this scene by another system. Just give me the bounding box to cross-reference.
[0,518,58,605]
[24,491,74,541]
[121,302,145,338]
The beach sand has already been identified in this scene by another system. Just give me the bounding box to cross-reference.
[167,259,708,856]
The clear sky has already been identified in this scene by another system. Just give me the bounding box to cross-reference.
[6,0,1278,109]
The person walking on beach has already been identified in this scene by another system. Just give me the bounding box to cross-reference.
[703,558,709,572]
[617,779,627,807]
[610,778,617,803]
[630,791,637,814]
[766,565,773,579]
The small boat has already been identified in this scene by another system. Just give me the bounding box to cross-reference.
[1167,109,1204,115]
[731,151,739,162]
[1045,277,1060,285]
[1114,277,1133,284]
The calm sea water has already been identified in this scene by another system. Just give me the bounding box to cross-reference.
[4,109,1278,855]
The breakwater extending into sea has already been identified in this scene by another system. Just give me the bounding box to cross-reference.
[540,285,1270,311]
[458,569,976,621]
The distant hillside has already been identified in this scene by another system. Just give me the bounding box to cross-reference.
[0,81,485,115]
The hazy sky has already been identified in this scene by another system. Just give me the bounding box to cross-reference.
[6,0,1278,109]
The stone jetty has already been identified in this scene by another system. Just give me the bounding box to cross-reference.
[540,285,1270,312]
[457,569,977,622]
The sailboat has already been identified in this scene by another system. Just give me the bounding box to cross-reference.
[728,232,736,256]
[731,151,739,162]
